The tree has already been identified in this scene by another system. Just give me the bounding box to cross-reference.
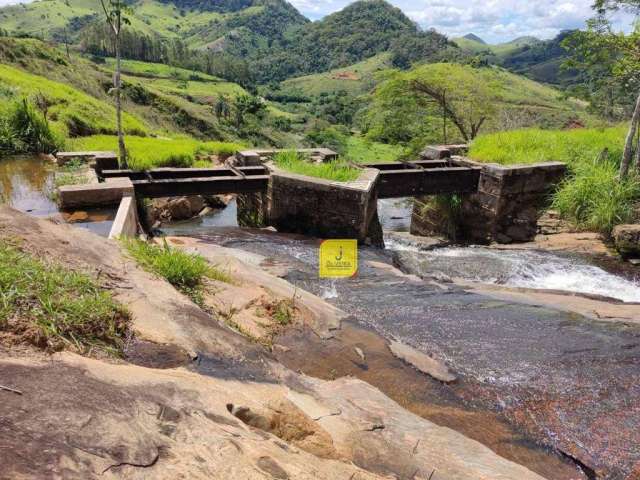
[99,0,131,168]
[214,95,231,120]
[585,1,640,178]
[400,64,496,142]
[232,94,266,127]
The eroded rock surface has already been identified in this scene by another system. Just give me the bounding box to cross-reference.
[0,207,550,480]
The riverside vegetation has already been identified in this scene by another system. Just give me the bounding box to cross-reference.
[0,0,638,233]
[0,240,130,355]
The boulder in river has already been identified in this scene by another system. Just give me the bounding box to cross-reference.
[612,224,640,259]
[147,195,232,224]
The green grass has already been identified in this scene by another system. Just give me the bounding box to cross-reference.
[122,238,231,304]
[469,125,638,235]
[345,136,407,163]
[53,159,89,189]
[0,0,99,38]
[103,58,221,82]
[0,64,148,138]
[65,135,244,170]
[0,98,62,155]
[0,240,129,354]
[273,150,361,182]
[552,160,640,236]
[280,53,391,97]
[469,126,626,165]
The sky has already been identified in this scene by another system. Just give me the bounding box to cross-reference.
[0,0,636,43]
[290,0,636,43]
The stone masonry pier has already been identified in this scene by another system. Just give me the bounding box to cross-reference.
[411,145,567,244]
[233,150,384,246]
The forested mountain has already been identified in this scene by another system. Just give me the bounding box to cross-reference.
[0,0,454,84]
[499,31,579,86]
[248,0,454,81]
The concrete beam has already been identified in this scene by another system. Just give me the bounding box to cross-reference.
[57,178,134,209]
[55,151,115,166]
[109,194,138,240]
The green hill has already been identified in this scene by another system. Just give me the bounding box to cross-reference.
[279,53,392,97]
[0,0,454,84]
[364,63,596,148]
[499,31,578,86]
[0,38,301,155]
[453,34,541,57]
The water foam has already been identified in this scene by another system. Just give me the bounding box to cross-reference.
[388,242,640,303]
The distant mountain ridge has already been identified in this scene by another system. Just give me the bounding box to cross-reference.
[463,33,487,44]
[0,0,454,83]
[0,0,574,87]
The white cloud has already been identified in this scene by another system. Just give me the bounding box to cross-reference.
[0,0,32,6]
[289,0,637,43]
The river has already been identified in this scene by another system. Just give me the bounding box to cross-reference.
[160,197,640,479]
[3,157,638,479]
[0,155,116,236]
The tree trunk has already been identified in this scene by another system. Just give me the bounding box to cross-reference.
[620,90,640,179]
[114,16,127,168]
[635,129,640,172]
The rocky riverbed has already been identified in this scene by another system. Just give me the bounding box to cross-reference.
[0,207,559,480]
[171,226,640,480]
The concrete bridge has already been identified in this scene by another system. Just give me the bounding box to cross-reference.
[55,147,565,245]
[95,156,480,200]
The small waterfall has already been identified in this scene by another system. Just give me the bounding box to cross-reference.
[389,242,640,303]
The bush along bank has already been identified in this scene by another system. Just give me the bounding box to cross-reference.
[0,98,62,155]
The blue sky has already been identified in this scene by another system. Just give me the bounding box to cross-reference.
[0,0,636,43]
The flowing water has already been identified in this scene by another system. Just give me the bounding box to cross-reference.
[389,242,640,303]
[0,155,115,236]
[157,195,640,479]
[5,157,638,477]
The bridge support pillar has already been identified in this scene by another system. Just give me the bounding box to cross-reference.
[265,168,383,246]
[410,158,566,244]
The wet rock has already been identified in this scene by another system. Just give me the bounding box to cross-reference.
[146,195,226,224]
[65,211,89,223]
[537,210,573,235]
[612,224,640,258]
[388,340,456,383]
[385,231,449,251]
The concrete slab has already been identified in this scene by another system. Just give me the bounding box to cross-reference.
[58,178,133,209]
[55,151,115,166]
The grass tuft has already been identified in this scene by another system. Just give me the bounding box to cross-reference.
[0,241,130,355]
[273,150,360,182]
[122,239,231,304]
[552,160,640,236]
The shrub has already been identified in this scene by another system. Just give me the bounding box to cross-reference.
[0,98,61,154]
[552,160,640,236]
[273,150,360,182]
[0,241,129,354]
[305,124,349,155]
